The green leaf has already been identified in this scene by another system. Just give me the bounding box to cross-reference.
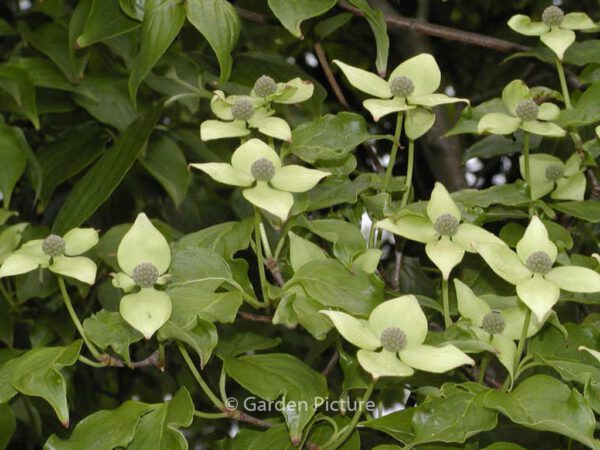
[347,0,389,76]
[120,0,146,20]
[76,0,140,48]
[140,135,190,207]
[45,401,153,450]
[129,0,185,107]
[224,353,328,441]
[314,13,353,40]
[484,375,598,448]
[168,289,242,325]
[451,183,530,208]
[0,124,29,209]
[0,65,39,129]
[0,404,16,450]
[158,317,217,368]
[285,112,371,163]
[552,201,600,223]
[83,310,143,363]
[267,0,336,38]
[463,135,521,161]
[0,341,82,426]
[216,332,281,359]
[125,388,194,450]
[175,219,253,260]
[52,104,162,234]
[185,0,240,83]
[288,231,327,272]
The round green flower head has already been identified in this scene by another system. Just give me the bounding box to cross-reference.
[526,251,553,274]
[545,164,564,181]
[132,262,159,288]
[481,311,506,335]
[380,327,407,352]
[42,234,66,257]
[254,75,277,98]
[542,5,564,26]
[251,157,276,181]
[231,98,255,121]
[434,213,460,237]
[389,76,414,97]
[515,99,539,121]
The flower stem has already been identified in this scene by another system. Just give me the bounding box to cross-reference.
[253,207,270,309]
[478,352,490,384]
[513,308,532,374]
[381,112,404,193]
[193,410,228,419]
[0,281,18,312]
[442,278,452,328]
[522,131,532,201]
[57,277,102,360]
[178,343,225,409]
[400,139,415,208]
[555,58,572,109]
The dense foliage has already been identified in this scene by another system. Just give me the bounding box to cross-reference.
[0,0,599,449]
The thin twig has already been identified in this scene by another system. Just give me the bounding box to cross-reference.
[314,42,350,109]
[265,257,286,287]
[97,350,162,369]
[236,7,269,24]
[238,311,273,323]
[339,1,529,54]
[321,351,339,376]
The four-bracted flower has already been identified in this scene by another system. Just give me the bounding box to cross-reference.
[113,213,172,339]
[478,80,565,137]
[250,75,314,104]
[519,152,586,201]
[0,228,98,284]
[191,138,329,221]
[455,279,544,379]
[377,182,505,280]
[321,295,474,379]
[508,6,597,60]
[473,216,600,322]
[334,53,468,139]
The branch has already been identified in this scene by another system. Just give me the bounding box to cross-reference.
[265,256,286,287]
[321,351,339,376]
[339,1,529,54]
[98,350,162,370]
[314,42,350,109]
[238,311,273,323]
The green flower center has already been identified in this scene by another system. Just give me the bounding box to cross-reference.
[42,234,65,257]
[389,75,414,97]
[515,99,539,121]
[251,158,276,181]
[254,75,277,97]
[545,164,564,181]
[542,5,564,27]
[231,98,254,121]
[434,213,460,237]
[526,251,553,274]
[481,311,505,335]
[380,327,407,352]
[132,262,159,288]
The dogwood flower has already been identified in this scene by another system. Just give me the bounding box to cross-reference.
[474,216,600,322]
[250,75,314,104]
[377,182,505,280]
[0,228,98,284]
[191,138,329,221]
[113,213,172,339]
[455,279,544,379]
[478,80,565,137]
[334,53,468,139]
[519,153,586,200]
[321,295,474,379]
[508,6,597,60]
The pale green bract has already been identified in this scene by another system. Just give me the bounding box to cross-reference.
[0,223,28,264]
[474,216,600,323]
[250,76,315,104]
[320,295,474,379]
[508,8,597,60]
[477,80,565,137]
[376,182,506,280]
[519,153,586,201]
[334,54,469,139]
[0,227,98,285]
[113,213,172,339]
[190,138,329,221]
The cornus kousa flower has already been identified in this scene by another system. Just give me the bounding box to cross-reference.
[377,182,505,280]
[455,279,544,379]
[334,54,468,139]
[0,228,98,284]
[508,6,598,60]
[478,80,565,137]
[113,213,172,339]
[321,295,474,379]
[200,76,314,142]
[519,153,586,201]
[474,216,600,323]
[191,138,329,221]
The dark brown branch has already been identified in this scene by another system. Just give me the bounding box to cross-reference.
[98,350,161,369]
[339,1,529,54]
[238,311,273,323]
[314,42,350,109]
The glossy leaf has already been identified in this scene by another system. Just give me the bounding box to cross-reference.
[268,0,336,38]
